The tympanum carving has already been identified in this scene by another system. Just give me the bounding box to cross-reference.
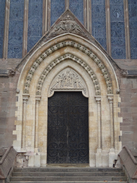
[48,68,88,97]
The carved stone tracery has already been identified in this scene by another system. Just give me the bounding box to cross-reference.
[48,68,88,97]
[47,11,90,41]
[23,41,112,95]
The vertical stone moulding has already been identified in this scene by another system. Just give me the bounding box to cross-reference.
[34,95,41,167]
[22,0,29,57]
[105,0,111,55]
[107,94,116,167]
[95,96,102,167]
[3,0,10,59]
[22,94,30,151]
[65,0,69,10]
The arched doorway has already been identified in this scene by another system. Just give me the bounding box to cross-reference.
[13,31,122,168]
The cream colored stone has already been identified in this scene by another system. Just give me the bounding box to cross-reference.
[13,34,122,168]
[109,148,117,168]
[34,148,41,167]
[102,150,109,167]
[96,149,102,167]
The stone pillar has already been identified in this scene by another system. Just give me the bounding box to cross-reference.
[65,0,69,9]
[3,0,10,58]
[22,94,29,150]
[43,0,48,34]
[108,95,114,149]
[22,0,29,57]
[47,0,51,31]
[34,96,41,167]
[107,94,116,167]
[35,96,41,149]
[124,0,131,59]
[87,0,92,33]
[95,96,102,167]
[105,0,111,55]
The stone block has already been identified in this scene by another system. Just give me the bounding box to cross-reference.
[95,149,102,167]
[109,149,116,168]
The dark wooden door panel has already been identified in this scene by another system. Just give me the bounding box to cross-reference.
[47,92,89,164]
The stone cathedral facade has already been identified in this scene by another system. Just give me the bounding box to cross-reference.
[0,0,137,168]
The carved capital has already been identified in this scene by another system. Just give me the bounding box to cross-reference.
[95,96,101,104]
[107,94,113,103]
[23,94,30,102]
[35,95,41,102]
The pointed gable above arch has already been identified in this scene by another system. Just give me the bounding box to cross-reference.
[16,9,120,73]
[13,9,123,168]
[15,9,121,97]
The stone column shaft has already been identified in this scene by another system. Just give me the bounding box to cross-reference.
[22,0,29,57]
[124,0,131,59]
[95,96,101,149]
[43,0,48,34]
[87,0,92,33]
[3,0,10,59]
[95,96,102,167]
[47,0,51,31]
[105,0,111,55]
[108,95,114,149]
[35,96,41,149]
[22,94,29,149]
[65,0,69,9]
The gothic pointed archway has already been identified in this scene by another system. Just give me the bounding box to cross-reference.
[13,10,122,168]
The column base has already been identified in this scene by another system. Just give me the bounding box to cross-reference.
[101,150,109,167]
[109,148,116,168]
[34,148,40,167]
[27,149,41,167]
[95,148,102,167]
[28,154,35,167]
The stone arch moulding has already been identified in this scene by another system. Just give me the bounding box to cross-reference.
[23,39,114,96]
[14,34,122,169]
[36,53,100,96]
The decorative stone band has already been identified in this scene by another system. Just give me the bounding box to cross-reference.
[36,53,100,96]
[23,40,112,95]
[34,96,41,149]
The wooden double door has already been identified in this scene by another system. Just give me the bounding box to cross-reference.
[47,92,89,164]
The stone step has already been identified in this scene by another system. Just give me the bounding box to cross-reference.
[12,172,125,177]
[13,168,123,173]
[10,176,127,182]
[10,181,127,183]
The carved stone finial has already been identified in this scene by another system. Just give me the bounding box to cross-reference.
[121,70,128,77]
[47,10,89,40]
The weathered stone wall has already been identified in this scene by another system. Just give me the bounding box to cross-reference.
[0,70,19,148]
[0,59,137,157]
[0,0,137,164]
[120,77,137,154]
[0,58,21,147]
